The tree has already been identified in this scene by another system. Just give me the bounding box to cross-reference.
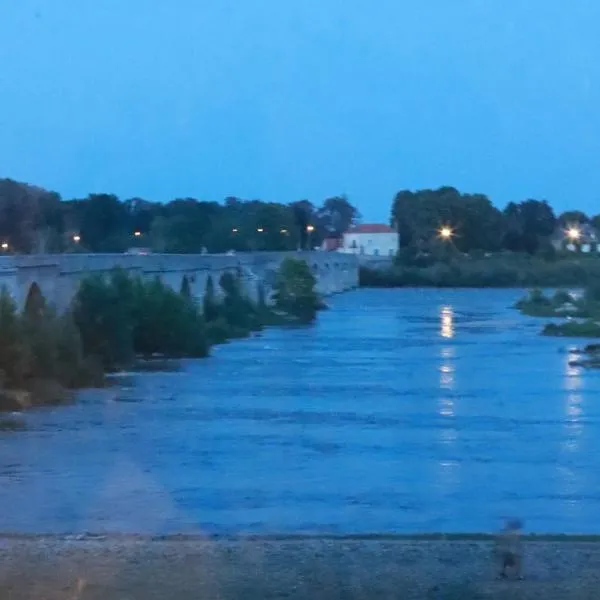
[272,258,321,322]
[79,194,130,252]
[202,276,220,322]
[503,199,556,254]
[290,200,316,250]
[160,199,220,253]
[0,179,64,253]
[219,271,260,332]
[558,211,589,226]
[391,187,504,254]
[72,274,134,369]
[132,277,208,358]
[317,195,361,236]
[0,287,25,387]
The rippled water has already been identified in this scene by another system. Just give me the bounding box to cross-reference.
[1,288,600,535]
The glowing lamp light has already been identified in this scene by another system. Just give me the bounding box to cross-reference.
[73,235,81,243]
[306,225,315,233]
[134,231,142,237]
[1,242,8,250]
[567,227,581,241]
[439,226,454,240]
[257,227,264,233]
[232,228,238,233]
[280,228,288,234]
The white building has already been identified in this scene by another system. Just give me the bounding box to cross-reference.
[340,224,399,256]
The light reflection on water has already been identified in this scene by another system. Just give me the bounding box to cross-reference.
[440,306,454,339]
[563,348,584,453]
[1,288,600,535]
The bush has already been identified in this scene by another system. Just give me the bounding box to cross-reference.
[72,274,134,370]
[543,320,600,338]
[0,286,99,398]
[361,255,600,289]
[73,271,209,369]
[552,290,575,306]
[133,278,208,358]
[219,272,262,333]
[272,258,322,323]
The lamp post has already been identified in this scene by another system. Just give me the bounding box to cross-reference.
[306,224,315,250]
[566,226,581,251]
[73,235,81,243]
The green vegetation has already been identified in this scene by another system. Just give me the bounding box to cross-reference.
[73,270,210,371]
[0,178,360,253]
[543,321,600,338]
[1,258,323,411]
[0,287,101,411]
[272,258,322,323]
[515,289,580,318]
[361,187,600,289]
[361,253,600,289]
[515,284,600,344]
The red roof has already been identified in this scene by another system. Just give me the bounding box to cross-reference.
[347,224,395,234]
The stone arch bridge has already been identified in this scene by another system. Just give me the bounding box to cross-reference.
[0,252,358,312]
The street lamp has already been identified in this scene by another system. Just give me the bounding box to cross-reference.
[232,228,238,233]
[566,227,581,241]
[306,224,315,250]
[257,227,264,233]
[134,231,142,237]
[280,228,288,234]
[438,226,454,240]
[1,242,8,250]
[73,235,81,243]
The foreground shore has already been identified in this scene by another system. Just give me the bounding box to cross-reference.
[2,536,600,599]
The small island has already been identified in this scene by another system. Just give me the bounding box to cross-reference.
[515,285,600,368]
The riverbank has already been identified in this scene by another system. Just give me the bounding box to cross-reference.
[360,254,600,288]
[2,536,600,599]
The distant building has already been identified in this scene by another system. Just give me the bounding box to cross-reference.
[551,224,600,253]
[339,224,399,256]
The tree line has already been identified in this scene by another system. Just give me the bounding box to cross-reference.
[392,187,600,257]
[3,177,597,258]
[0,178,360,254]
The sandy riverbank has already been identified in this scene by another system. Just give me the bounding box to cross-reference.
[2,536,600,599]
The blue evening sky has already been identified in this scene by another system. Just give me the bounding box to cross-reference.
[1,0,599,221]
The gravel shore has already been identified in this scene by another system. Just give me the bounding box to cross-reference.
[1,536,600,599]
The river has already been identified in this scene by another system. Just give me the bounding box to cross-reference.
[1,288,600,535]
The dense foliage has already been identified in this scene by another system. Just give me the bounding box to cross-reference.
[361,254,600,289]
[390,187,597,256]
[515,284,600,340]
[272,258,322,322]
[0,178,359,254]
[0,287,100,395]
[1,257,322,408]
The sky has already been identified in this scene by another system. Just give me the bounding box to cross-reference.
[1,1,599,221]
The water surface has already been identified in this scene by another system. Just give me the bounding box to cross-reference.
[1,288,600,535]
